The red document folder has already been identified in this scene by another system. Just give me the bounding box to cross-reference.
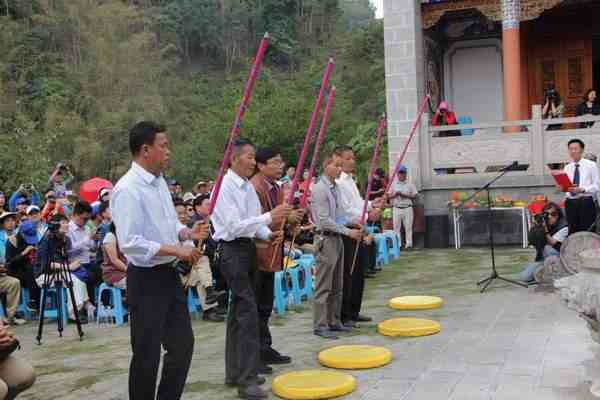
[550,169,573,192]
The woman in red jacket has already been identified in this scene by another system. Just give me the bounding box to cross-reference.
[432,101,460,137]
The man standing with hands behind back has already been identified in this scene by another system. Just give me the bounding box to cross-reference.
[389,166,418,249]
[110,121,210,400]
[562,139,599,234]
[211,139,291,400]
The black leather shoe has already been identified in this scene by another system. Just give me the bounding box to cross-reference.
[226,376,266,387]
[262,347,292,365]
[353,314,372,322]
[257,363,273,375]
[238,384,268,399]
[329,324,352,332]
[205,286,227,305]
[203,308,225,322]
[314,329,338,339]
[342,320,358,328]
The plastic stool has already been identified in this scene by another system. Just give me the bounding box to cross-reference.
[284,267,302,305]
[374,234,390,266]
[294,258,314,300]
[39,287,69,323]
[187,288,201,319]
[365,226,380,235]
[96,283,127,326]
[273,271,290,315]
[17,288,33,320]
[383,230,400,260]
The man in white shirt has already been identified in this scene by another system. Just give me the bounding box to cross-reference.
[389,166,418,249]
[334,145,384,326]
[562,139,599,234]
[111,121,209,400]
[211,138,291,400]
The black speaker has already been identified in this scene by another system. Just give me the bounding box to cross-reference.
[425,215,450,248]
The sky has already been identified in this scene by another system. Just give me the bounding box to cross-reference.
[371,0,384,18]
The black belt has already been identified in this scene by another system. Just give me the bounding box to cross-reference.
[222,237,254,245]
[316,231,340,237]
[130,261,174,270]
[394,205,413,209]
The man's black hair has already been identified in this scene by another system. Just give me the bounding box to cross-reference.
[193,194,210,207]
[73,201,92,216]
[129,121,166,156]
[173,198,185,208]
[568,138,585,149]
[333,145,354,156]
[255,147,280,165]
[49,213,68,224]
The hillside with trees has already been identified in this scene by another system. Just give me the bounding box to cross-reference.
[0,0,385,191]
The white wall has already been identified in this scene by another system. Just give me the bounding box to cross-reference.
[443,39,504,123]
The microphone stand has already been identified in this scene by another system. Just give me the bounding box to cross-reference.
[456,163,529,293]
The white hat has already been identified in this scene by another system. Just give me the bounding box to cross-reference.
[182,192,196,203]
[0,212,17,223]
[26,205,40,215]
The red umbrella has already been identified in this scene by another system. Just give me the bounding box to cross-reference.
[79,178,113,204]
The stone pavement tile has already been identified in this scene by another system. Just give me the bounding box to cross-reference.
[492,386,596,400]
[462,346,510,366]
[357,378,414,400]
[400,370,463,399]
[385,357,431,380]
[460,364,501,385]
[539,366,587,389]
[493,373,539,393]
[449,383,492,400]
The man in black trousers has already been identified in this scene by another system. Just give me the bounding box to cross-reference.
[211,139,291,400]
[111,121,210,400]
[562,139,599,234]
[334,145,384,326]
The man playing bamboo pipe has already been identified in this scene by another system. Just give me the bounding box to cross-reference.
[250,147,304,366]
[334,145,385,326]
[211,138,292,400]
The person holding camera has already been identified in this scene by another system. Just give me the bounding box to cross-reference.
[575,89,600,129]
[110,121,209,400]
[47,163,73,199]
[519,203,568,283]
[0,323,35,399]
[542,86,565,130]
[35,214,92,323]
[8,185,40,214]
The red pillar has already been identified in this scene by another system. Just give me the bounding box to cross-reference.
[502,0,522,129]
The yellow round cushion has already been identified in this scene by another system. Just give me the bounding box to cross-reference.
[318,345,392,370]
[272,370,356,400]
[378,318,441,337]
[389,296,443,310]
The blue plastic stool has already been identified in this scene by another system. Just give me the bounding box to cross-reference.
[39,287,69,324]
[17,288,33,320]
[187,288,201,319]
[374,234,390,266]
[273,271,290,315]
[383,230,401,260]
[365,226,380,235]
[96,283,127,326]
[294,258,314,300]
[284,267,302,305]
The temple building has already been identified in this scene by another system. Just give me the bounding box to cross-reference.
[383,0,600,246]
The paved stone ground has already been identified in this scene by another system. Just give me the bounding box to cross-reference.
[11,247,600,399]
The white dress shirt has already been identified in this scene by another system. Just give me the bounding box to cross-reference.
[563,158,599,199]
[211,169,272,242]
[110,162,184,267]
[336,171,370,224]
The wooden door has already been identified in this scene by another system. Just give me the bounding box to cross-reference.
[528,38,593,116]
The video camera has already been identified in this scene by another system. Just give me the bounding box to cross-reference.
[544,88,557,101]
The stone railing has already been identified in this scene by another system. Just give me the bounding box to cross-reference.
[422,105,600,191]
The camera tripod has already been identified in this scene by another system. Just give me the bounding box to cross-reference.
[36,233,84,345]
